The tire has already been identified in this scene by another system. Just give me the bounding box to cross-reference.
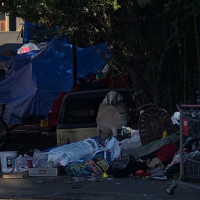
[0,118,9,150]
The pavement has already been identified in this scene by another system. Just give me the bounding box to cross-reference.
[0,175,200,200]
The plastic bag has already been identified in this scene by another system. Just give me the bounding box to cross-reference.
[17,43,40,54]
[24,153,33,168]
[105,137,120,161]
[32,149,50,168]
[121,129,142,151]
[48,138,99,166]
[171,112,180,125]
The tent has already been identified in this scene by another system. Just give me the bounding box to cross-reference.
[0,38,109,125]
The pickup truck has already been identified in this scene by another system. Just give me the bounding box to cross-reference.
[56,89,135,145]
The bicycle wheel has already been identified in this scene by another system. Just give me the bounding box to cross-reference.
[0,118,9,150]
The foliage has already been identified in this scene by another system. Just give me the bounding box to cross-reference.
[1,0,200,112]
[0,0,114,45]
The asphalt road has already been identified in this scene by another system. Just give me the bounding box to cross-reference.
[0,176,200,200]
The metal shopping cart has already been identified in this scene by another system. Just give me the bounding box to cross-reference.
[180,105,200,180]
[0,103,9,150]
[167,104,200,195]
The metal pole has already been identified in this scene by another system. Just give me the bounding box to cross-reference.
[72,39,77,87]
[179,106,183,181]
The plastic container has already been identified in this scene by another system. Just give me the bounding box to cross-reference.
[28,168,58,176]
[13,155,28,173]
[0,151,17,173]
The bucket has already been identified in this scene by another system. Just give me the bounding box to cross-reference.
[0,151,17,173]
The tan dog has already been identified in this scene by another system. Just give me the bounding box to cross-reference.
[96,91,130,137]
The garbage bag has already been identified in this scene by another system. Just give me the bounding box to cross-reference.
[48,138,99,166]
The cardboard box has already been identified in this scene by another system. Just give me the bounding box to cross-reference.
[28,168,58,176]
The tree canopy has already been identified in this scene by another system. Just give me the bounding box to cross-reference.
[1,0,200,112]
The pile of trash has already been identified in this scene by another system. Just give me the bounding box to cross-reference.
[1,108,200,181]
[48,127,200,180]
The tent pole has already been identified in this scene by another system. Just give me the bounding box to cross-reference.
[72,39,77,87]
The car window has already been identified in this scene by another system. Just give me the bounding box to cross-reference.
[62,95,102,124]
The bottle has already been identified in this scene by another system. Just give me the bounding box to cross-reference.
[162,130,167,138]
[14,155,28,172]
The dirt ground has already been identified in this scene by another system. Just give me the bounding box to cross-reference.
[3,124,57,155]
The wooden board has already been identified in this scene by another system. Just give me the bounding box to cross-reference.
[1,172,28,179]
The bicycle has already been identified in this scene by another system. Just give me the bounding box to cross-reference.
[0,103,9,150]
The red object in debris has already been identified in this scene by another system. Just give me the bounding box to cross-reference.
[183,118,189,136]
[144,172,151,176]
[156,143,177,164]
[19,47,31,54]
[135,170,145,176]
[27,159,33,168]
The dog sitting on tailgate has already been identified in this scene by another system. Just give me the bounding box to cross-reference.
[96,91,130,138]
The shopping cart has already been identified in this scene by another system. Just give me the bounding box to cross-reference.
[167,104,200,195]
[0,103,9,150]
[180,105,200,180]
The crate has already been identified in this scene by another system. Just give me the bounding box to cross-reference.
[183,154,200,179]
[182,110,200,137]
[28,168,58,176]
[180,105,200,181]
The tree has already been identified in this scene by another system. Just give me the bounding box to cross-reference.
[0,0,114,45]
[1,0,200,112]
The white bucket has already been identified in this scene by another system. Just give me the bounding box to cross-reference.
[0,151,17,173]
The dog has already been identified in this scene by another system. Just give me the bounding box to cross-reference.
[102,91,124,105]
[96,91,130,137]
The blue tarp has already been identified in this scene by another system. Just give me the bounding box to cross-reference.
[23,22,35,44]
[0,38,109,125]
[23,22,57,44]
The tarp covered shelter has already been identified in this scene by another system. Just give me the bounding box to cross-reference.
[0,38,109,125]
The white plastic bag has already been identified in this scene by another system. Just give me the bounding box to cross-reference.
[17,43,40,54]
[171,112,180,125]
[121,129,142,150]
[48,138,99,166]
[32,149,49,168]
[105,137,120,161]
